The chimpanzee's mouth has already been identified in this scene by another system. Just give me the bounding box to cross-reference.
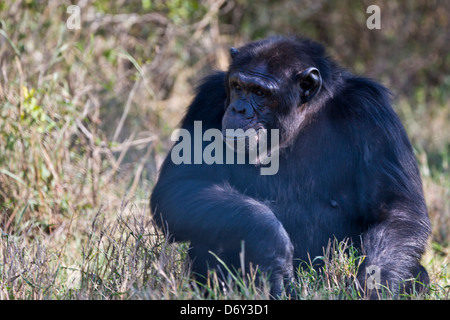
[223,127,266,156]
[222,125,264,140]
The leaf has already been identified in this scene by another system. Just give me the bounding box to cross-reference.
[0,169,27,186]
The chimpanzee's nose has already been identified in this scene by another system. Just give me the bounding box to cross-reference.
[230,100,254,119]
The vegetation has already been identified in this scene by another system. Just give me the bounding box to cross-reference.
[0,0,448,299]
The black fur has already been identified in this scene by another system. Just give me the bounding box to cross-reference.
[150,36,431,298]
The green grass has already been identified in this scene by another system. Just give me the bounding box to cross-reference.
[0,1,449,300]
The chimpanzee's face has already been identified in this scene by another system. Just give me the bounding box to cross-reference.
[222,46,322,151]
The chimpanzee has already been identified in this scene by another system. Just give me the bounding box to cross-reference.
[150,36,431,298]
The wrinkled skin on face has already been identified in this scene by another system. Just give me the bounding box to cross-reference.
[222,56,322,155]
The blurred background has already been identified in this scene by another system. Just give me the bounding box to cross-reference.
[0,0,448,299]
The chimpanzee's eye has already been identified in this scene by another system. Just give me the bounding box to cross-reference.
[254,89,264,96]
[231,81,241,91]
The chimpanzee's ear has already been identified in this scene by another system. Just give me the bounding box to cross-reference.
[230,47,239,59]
[298,67,322,103]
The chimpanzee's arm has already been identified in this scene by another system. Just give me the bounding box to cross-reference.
[150,72,293,297]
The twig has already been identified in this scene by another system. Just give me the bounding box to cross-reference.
[87,12,168,31]
[39,140,62,193]
[110,136,157,152]
[75,118,94,142]
[113,79,140,142]
[127,143,153,198]
[104,132,136,184]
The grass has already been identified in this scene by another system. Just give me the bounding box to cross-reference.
[1,210,448,300]
[0,1,449,300]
